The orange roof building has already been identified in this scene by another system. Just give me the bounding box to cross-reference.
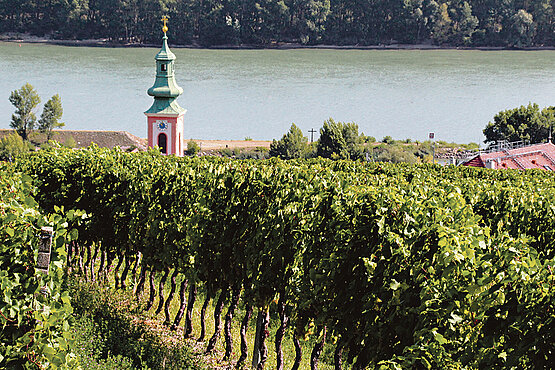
[463,142,555,170]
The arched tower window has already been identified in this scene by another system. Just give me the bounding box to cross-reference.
[158,133,167,154]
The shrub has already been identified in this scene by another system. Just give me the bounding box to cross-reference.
[69,279,200,369]
[375,145,419,163]
[220,147,233,157]
[236,148,269,159]
[0,132,31,161]
[64,136,77,148]
[186,140,200,156]
[382,135,396,145]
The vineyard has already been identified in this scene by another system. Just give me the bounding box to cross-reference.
[0,162,79,367]
[2,146,554,369]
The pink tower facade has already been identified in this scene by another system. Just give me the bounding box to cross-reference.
[146,114,185,156]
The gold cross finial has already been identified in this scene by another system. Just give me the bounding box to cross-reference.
[161,15,169,34]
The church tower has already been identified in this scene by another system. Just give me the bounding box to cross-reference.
[145,16,186,156]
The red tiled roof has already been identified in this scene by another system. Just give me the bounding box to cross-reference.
[462,155,484,168]
[463,142,555,170]
[0,129,147,150]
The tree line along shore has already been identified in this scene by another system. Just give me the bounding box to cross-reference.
[0,0,553,48]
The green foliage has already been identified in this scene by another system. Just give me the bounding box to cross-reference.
[342,121,365,159]
[483,103,554,144]
[362,135,376,143]
[0,132,32,161]
[459,142,480,150]
[219,147,234,157]
[510,9,537,47]
[64,136,77,148]
[12,149,555,368]
[186,139,200,156]
[40,140,62,151]
[375,144,419,163]
[73,315,134,370]
[382,135,396,144]
[269,123,310,159]
[38,94,64,140]
[317,118,347,159]
[0,166,81,368]
[316,118,364,160]
[429,0,480,46]
[9,83,41,141]
[219,146,267,159]
[70,279,199,369]
[1,0,553,46]
[236,147,270,159]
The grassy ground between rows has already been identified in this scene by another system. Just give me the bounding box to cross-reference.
[69,259,340,369]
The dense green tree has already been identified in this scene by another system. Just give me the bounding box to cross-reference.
[400,0,431,43]
[509,9,536,46]
[38,94,64,140]
[316,118,364,160]
[432,2,454,43]
[316,118,347,159]
[269,123,310,159]
[483,103,555,144]
[531,0,554,46]
[9,83,41,141]
[288,0,330,44]
[451,1,479,44]
[341,121,364,159]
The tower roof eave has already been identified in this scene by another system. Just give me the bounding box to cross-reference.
[145,99,186,116]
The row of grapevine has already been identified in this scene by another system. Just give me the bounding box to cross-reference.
[15,147,554,369]
[0,163,80,368]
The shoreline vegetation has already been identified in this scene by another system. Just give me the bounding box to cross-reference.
[1,0,553,49]
[1,127,480,165]
[2,33,554,51]
[0,0,555,48]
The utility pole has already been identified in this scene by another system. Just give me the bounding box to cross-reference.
[308,129,316,143]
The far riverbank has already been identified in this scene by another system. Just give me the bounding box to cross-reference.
[2,33,554,51]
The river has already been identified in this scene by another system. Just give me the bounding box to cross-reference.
[1,42,554,144]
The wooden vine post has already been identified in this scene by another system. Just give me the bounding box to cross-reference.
[251,310,263,368]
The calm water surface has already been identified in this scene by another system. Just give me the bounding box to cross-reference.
[1,42,554,144]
